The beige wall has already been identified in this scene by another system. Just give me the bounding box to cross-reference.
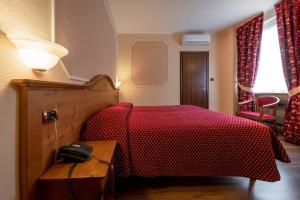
[117,33,236,113]
[214,28,237,114]
[0,0,117,199]
[55,0,117,81]
[131,41,168,86]
[118,34,217,110]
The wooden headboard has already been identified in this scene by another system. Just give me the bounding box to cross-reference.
[12,75,119,200]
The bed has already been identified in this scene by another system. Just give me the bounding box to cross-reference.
[13,75,290,199]
[82,102,290,182]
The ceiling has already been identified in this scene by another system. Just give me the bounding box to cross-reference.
[108,0,278,34]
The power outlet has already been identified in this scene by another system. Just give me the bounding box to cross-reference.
[42,109,57,124]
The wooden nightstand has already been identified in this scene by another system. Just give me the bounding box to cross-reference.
[39,140,116,200]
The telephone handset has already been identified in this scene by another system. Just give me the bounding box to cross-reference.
[57,143,93,163]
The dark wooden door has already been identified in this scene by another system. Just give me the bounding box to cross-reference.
[180,52,209,108]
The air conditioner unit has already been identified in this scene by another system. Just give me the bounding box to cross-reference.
[182,34,211,45]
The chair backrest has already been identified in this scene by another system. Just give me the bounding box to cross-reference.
[256,96,280,108]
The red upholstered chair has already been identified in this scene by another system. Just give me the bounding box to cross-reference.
[237,96,280,132]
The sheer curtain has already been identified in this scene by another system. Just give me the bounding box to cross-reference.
[254,17,287,93]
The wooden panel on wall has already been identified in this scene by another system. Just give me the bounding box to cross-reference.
[12,75,119,200]
[131,41,168,86]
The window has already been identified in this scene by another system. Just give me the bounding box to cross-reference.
[253,17,288,93]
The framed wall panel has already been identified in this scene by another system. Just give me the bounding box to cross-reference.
[131,41,168,86]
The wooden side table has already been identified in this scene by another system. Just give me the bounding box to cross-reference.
[39,140,116,200]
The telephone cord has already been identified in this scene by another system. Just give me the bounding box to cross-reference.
[54,118,58,163]
[91,155,110,165]
[91,155,113,172]
[67,163,79,200]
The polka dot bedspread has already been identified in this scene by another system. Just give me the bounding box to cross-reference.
[82,103,290,182]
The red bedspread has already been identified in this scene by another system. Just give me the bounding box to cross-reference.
[82,103,290,182]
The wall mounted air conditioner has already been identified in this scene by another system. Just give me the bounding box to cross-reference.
[182,34,211,45]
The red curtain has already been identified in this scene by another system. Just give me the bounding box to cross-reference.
[275,0,300,144]
[236,13,264,111]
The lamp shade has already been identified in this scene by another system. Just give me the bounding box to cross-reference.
[10,38,68,71]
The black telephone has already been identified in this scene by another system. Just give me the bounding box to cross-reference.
[57,143,93,163]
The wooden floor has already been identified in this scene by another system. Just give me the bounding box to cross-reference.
[115,138,300,200]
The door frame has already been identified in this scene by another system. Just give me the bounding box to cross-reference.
[180,51,209,108]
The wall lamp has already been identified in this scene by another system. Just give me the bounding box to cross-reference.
[115,80,122,89]
[10,38,68,71]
